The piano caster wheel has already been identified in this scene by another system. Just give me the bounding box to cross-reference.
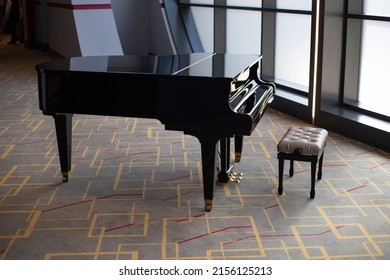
[235,152,241,163]
[204,199,213,212]
[62,172,69,183]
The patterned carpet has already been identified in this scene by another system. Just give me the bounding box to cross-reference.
[1,34,390,260]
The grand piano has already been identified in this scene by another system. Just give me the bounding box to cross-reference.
[36,53,275,212]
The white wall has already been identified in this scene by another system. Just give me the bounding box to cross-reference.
[47,0,81,57]
[37,0,130,57]
[112,0,148,55]
[34,0,175,57]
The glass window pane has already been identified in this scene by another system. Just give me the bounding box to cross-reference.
[190,7,214,52]
[226,0,261,8]
[226,10,261,54]
[277,0,311,10]
[358,20,390,117]
[364,0,390,16]
[187,0,214,4]
[275,13,311,89]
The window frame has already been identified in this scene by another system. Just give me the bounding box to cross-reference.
[342,1,390,122]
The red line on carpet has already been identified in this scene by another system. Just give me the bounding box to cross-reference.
[277,168,311,177]
[15,140,48,146]
[176,214,206,223]
[265,204,279,210]
[42,193,142,212]
[369,162,390,170]
[178,226,252,244]
[105,223,137,233]
[161,195,179,201]
[96,193,143,200]
[161,190,203,201]
[347,185,368,192]
[106,146,130,151]
[223,235,256,246]
[260,225,345,238]
[293,169,310,175]
[211,226,252,234]
[164,173,199,182]
[354,151,373,156]
[179,233,209,244]
[103,151,157,161]
[42,199,93,213]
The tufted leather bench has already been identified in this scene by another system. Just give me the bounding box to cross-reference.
[277,127,328,198]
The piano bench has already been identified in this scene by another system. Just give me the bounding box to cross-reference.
[277,127,328,198]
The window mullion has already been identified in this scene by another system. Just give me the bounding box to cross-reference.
[261,0,276,81]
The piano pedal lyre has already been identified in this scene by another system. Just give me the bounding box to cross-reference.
[228,157,243,183]
[228,169,243,183]
[229,140,243,182]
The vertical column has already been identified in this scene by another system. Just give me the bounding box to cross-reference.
[214,0,226,53]
[342,0,363,103]
[261,0,276,80]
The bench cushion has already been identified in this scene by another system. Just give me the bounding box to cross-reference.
[277,127,328,156]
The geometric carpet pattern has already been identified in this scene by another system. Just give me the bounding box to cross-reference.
[1,34,390,260]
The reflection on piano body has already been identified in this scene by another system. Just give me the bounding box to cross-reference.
[36,53,275,212]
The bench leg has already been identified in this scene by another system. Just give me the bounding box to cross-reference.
[318,152,324,180]
[310,161,316,199]
[278,158,284,195]
[289,160,294,177]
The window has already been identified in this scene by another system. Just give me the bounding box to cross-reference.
[180,0,315,96]
[189,6,214,52]
[276,0,311,10]
[178,0,389,151]
[275,13,311,90]
[358,20,390,117]
[226,9,261,54]
[344,0,390,119]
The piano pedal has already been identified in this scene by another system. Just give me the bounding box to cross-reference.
[228,170,243,183]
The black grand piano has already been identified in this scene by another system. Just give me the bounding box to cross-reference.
[36,53,275,212]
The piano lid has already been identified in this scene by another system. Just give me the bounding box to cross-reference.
[36,53,262,80]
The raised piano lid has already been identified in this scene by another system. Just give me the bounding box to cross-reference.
[36,53,262,80]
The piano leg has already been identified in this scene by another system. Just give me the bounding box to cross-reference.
[54,113,73,183]
[217,137,231,183]
[234,135,243,162]
[198,136,219,212]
